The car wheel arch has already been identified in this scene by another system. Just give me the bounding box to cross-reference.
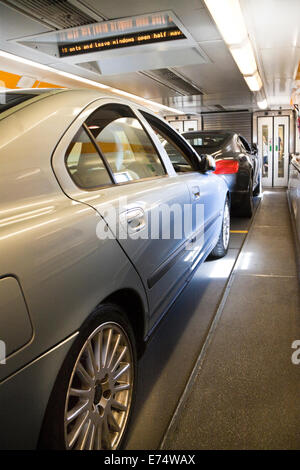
[98,288,147,358]
[73,288,147,360]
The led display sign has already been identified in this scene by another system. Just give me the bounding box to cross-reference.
[58,27,185,57]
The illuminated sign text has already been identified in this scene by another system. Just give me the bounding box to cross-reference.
[59,27,185,57]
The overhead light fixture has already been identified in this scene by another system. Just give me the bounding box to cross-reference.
[257,99,268,109]
[0,50,184,115]
[204,0,264,94]
[244,71,263,91]
[230,40,257,76]
[204,0,247,45]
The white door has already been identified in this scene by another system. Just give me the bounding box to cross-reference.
[257,115,290,187]
[169,120,184,133]
[258,116,273,187]
[274,116,289,186]
[183,120,198,132]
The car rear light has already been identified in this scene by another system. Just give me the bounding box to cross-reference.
[214,159,239,174]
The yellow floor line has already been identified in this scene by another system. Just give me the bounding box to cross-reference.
[230,230,248,234]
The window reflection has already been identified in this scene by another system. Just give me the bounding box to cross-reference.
[87,105,166,182]
[262,125,268,178]
[278,124,284,178]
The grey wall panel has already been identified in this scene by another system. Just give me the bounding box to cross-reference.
[202,112,252,143]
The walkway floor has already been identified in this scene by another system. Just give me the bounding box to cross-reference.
[162,189,300,450]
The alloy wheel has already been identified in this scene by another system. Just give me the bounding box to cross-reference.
[64,321,134,450]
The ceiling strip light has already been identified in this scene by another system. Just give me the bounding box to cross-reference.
[229,40,257,76]
[203,0,247,45]
[244,71,262,92]
[204,0,263,94]
[0,50,184,115]
[257,99,268,109]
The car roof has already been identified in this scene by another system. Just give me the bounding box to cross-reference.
[2,88,113,100]
[0,87,161,124]
[2,87,145,106]
[182,129,235,137]
[2,88,62,95]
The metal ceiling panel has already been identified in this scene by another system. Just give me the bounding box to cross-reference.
[1,0,99,29]
[241,0,300,106]
[79,47,207,77]
[0,0,262,111]
[141,68,203,95]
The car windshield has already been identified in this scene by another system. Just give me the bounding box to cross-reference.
[0,92,40,115]
[184,133,229,148]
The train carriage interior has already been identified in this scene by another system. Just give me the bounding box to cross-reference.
[0,0,299,454]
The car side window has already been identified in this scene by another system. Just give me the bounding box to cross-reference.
[86,104,166,183]
[140,111,195,173]
[65,126,112,189]
[237,136,245,152]
[239,135,251,153]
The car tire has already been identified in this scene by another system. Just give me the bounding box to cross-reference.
[39,304,137,450]
[240,177,254,218]
[210,197,230,259]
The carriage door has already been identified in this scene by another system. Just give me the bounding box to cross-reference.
[273,116,289,187]
[258,115,289,187]
[258,116,273,187]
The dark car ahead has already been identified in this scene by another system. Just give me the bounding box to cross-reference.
[182,130,261,217]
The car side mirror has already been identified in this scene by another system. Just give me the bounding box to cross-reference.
[199,154,216,173]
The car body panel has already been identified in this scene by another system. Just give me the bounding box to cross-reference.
[51,97,229,329]
[0,276,33,356]
[0,89,229,448]
[167,172,223,265]
[0,91,149,383]
[51,97,194,329]
[135,110,226,265]
[0,333,78,450]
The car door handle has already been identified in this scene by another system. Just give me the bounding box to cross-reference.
[124,208,146,233]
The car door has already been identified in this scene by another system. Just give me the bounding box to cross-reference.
[139,110,224,270]
[53,99,193,330]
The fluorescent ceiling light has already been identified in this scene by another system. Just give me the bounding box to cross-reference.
[230,40,257,76]
[0,50,183,115]
[257,99,268,109]
[244,71,262,91]
[204,0,247,45]
[204,0,265,95]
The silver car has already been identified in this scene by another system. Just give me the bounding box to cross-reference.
[0,88,230,450]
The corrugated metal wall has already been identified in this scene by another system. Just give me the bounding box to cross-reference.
[202,112,252,143]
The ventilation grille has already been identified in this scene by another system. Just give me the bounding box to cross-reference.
[202,112,252,143]
[141,69,203,96]
[2,0,99,29]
